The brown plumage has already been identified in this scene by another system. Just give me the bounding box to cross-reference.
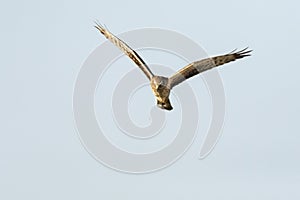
[168,48,251,88]
[94,22,153,80]
[95,23,252,111]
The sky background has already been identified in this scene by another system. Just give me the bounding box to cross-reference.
[1,0,300,199]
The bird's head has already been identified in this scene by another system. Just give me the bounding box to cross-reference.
[151,76,169,90]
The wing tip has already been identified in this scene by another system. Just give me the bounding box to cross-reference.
[94,20,108,35]
[231,47,253,59]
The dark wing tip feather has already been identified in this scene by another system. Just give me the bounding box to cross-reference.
[231,47,252,59]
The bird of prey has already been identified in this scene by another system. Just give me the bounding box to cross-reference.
[94,23,252,111]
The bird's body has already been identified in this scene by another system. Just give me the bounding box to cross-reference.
[150,76,172,110]
[94,23,252,111]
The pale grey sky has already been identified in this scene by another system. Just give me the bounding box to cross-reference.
[1,0,300,199]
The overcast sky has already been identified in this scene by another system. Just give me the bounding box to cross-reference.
[1,0,300,199]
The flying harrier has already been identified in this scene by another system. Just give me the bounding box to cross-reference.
[95,23,252,111]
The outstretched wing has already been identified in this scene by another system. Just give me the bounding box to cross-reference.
[94,22,154,80]
[168,48,252,88]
